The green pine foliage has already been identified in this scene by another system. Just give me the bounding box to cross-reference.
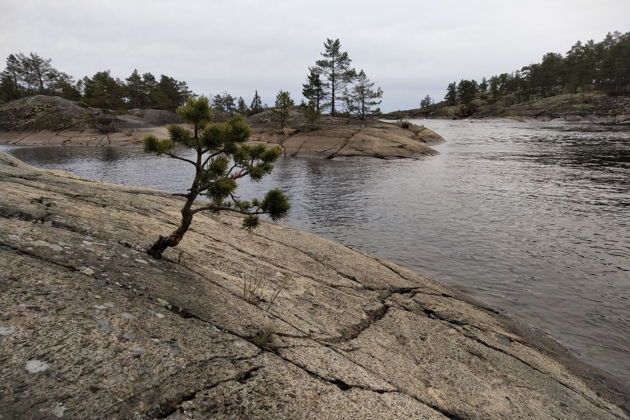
[236,96,249,115]
[444,82,457,106]
[249,90,264,115]
[314,38,356,116]
[212,92,236,114]
[143,96,289,259]
[302,67,326,112]
[343,70,383,120]
[272,90,294,128]
[303,101,321,130]
[0,52,192,110]
[443,31,630,108]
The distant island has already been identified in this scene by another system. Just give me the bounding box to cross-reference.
[0,95,444,159]
[385,31,630,122]
[0,40,444,159]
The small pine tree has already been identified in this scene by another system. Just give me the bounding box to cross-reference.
[272,90,294,128]
[236,96,248,115]
[143,96,289,259]
[249,90,263,115]
[303,101,321,130]
[302,67,326,112]
[344,70,383,120]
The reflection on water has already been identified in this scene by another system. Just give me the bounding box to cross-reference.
[2,119,630,382]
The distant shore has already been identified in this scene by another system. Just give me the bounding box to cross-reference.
[0,95,445,160]
[383,92,630,123]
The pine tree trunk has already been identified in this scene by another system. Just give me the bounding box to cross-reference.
[147,197,194,259]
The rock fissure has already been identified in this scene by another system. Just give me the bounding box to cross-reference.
[326,129,362,159]
[326,303,390,343]
[153,365,262,418]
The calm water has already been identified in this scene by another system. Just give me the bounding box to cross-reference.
[2,119,629,382]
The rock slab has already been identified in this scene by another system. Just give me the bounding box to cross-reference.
[0,151,627,419]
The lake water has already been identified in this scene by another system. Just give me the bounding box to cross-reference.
[2,119,629,383]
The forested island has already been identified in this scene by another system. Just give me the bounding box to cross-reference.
[386,31,630,121]
[0,39,443,159]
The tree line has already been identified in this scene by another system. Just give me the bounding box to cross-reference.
[216,38,386,129]
[0,52,192,111]
[1,39,384,125]
[302,38,383,121]
[437,31,630,111]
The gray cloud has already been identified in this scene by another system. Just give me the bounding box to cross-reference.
[1,0,629,110]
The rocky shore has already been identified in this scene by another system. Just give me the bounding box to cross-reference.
[384,92,630,123]
[0,151,628,419]
[0,96,443,159]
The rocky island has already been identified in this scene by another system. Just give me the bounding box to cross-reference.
[0,95,443,159]
[1,151,628,419]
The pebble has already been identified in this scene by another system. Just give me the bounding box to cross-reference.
[52,402,66,418]
[25,359,49,373]
[121,312,135,320]
[0,326,16,336]
[79,267,95,276]
[96,319,116,333]
[131,347,145,357]
[122,332,136,340]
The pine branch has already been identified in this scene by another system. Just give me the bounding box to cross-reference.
[191,205,264,215]
[165,152,196,166]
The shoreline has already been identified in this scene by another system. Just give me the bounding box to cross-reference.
[383,114,630,124]
[0,121,445,160]
[0,150,628,418]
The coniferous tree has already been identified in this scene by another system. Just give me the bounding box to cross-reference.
[344,70,383,120]
[1,52,66,97]
[445,82,458,105]
[420,94,433,109]
[249,90,263,115]
[21,53,55,93]
[126,69,146,108]
[142,72,159,107]
[315,38,356,116]
[1,54,22,100]
[302,67,326,112]
[273,90,294,128]
[456,80,478,105]
[303,101,321,130]
[153,75,192,110]
[236,96,248,115]
[479,77,488,93]
[82,71,126,109]
[212,92,236,114]
[52,72,81,101]
[143,96,289,259]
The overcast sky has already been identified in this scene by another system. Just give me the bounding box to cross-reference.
[1,0,629,111]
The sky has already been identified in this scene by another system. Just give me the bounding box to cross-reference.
[1,0,629,111]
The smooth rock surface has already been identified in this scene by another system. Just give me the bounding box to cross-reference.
[249,121,442,159]
[0,151,627,419]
